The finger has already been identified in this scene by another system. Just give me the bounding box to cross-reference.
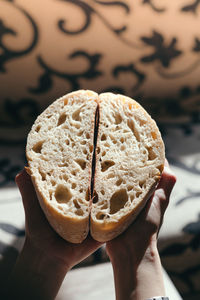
[15,169,44,221]
[158,163,177,199]
[154,162,177,216]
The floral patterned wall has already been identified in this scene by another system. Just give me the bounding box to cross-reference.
[0,0,200,144]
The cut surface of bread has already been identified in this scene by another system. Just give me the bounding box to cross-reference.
[26,90,98,243]
[26,90,165,243]
[90,93,165,241]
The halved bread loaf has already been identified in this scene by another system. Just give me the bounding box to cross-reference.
[26,90,98,243]
[26,90,165,243]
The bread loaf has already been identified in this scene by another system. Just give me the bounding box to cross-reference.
[26,90,165,243]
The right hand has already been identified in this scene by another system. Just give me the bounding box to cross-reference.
[106,159,176,264]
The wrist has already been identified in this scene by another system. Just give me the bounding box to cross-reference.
[4,238,69,300]
[110,239,165,300]
[23,237,70,271]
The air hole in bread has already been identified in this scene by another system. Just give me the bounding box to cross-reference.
[97,147,101,154]
[78,130,84,136]
[127,185,133,191]
[114,112,122,125]
[57,113,66,126]
[80,188,83,193]
[71,170,77,176]
[101,190,105,195]
[72,142,75,148]
[72,108,81,121]
[55,185,72,203]
[86,133,90,139]
[39,169,46,181]
[51,180,56,186]
[58,162,68,167]
[102,151,106,157]
[101,160,115,172]
[107,173,115,179]
[85,188,90,201]
[76,209,84,216]
[120,145,125,151]
[74,123,81,129]
[32,141,44,153]
[96,212,106,220]
[136,191,142,197]
[93,191,99,203]
[65,139,70,145]
[81,140,87,145]
[151,131,157,139]
[72,183,76,189]
[130,195,134,202]
[127,119,140,142]
[120,137,124,143]
[83,149,87,155]
[139,180,145,188]
[63,174,68,182]
[89,145,93,153]
[110,189,128,214]
[101,134,106,141]
[116,178,123,186]
[73,199,80,209]
[147,147,156,160]
[104,143,110,148]
[35,125,41,132]
[76,159,86,170]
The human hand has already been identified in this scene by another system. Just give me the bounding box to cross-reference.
[106,159,176,263]
[16,169,103,270]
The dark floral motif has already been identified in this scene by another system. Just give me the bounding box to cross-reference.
[58,0,129,35]
[0,98,39,127]
[193,38,200,52]
[181,0,200,14]
[0,2,38,72]
[142,0,166,13]
[140,30,182,67]
[29,50,102,94]
[113,63,146,91]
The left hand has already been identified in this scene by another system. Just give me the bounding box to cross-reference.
[16,169,103,270]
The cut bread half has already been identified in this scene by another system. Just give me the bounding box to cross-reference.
[26,90,98,243]
[90,93,165,242]
[26,90,165,243]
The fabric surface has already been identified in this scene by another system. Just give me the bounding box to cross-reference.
[0,124,200,299]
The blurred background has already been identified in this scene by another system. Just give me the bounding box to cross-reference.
[0,1,200,299]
